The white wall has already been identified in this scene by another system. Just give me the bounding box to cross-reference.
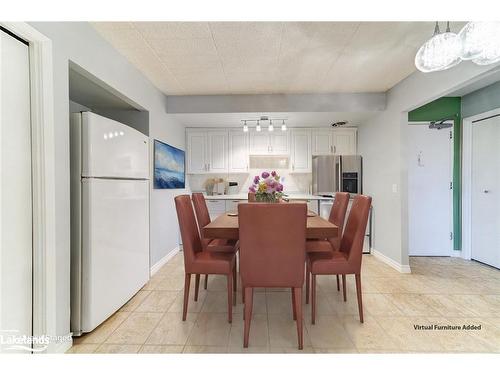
[29,22,187,338]
[358,61,500,268]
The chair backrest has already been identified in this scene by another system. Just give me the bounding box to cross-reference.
[340,194,372,270]
[191,192,211,248]
[238,203,307,288]
[248,192,256,202]
[328,192,350,249]
[175,195,203,270]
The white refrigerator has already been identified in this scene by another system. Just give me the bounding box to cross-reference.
[70,112,150,335]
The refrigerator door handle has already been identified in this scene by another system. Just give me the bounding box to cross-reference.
[337,156,342,192]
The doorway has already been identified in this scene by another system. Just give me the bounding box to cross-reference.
[463,110,500,269]
[0,27,33,352]
[408,122,454,256]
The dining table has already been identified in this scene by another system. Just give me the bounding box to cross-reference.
[202,211,338,240]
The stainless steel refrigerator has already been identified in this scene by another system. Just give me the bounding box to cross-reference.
[312,155,362,196]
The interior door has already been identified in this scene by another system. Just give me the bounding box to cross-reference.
[0,29,32,352]
[408,123,453,256]
[471,116,500,268]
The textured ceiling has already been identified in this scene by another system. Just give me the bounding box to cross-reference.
[92,22,466,96]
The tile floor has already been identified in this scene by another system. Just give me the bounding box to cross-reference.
[68,253,500,354]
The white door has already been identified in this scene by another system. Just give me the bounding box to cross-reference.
[408,123,453,256]
[312,129,333,155]
[270,132,289,154]
[471,116,500,268]
[332,129,357,155]
[207,130,228,173]
[187,131,207,173]
[249,131,270,154]
[228,130,248,173]
[0,30,32,352]
[290,130,311,173]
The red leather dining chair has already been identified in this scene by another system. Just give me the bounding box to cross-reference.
[305,192,349,303]
[174,195,237,323]
[192,193,239,293]
[238,203,307,349]
[306,194,372,324]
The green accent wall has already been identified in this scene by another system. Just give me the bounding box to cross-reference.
[408,97,462,251]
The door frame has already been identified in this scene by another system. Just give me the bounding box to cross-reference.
[407,121,454,257]
[0,23,60,352]
[462,107,500,261]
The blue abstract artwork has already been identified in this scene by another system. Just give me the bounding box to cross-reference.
[154,139,185,189]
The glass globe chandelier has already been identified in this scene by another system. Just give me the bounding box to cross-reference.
[415,22,461,73]
[459,22,500,65]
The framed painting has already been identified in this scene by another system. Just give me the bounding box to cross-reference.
[153,139,185,189]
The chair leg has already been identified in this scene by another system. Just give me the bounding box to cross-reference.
[311,274,317,325]
[204,274,208,290]
[233,265,237,295]
[342,274,347,302]
[243,287,253,348]
[336,274,340,291]
[227,274,233,323]
[182,273,191,321]
[305,260,310,304]
[291,287,297,320]
[194,274,200,301]
[293,287,303,350]
[355,274,364,323]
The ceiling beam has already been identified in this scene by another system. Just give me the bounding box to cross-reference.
[166,93,386,114]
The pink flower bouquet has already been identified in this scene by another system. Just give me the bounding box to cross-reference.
[249,171,284,202]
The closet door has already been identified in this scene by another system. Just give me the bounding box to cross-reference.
[0,30,32,352]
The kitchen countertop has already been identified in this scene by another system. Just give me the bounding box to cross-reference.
[201,193,334,201]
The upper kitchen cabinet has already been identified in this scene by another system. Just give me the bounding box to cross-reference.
[290,129,311,173]
[249,131,289,155]
[311,128,357,155]
[228,129,249,173]
[186,129,228,174]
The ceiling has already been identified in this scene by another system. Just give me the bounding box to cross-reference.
[92,22,466,96]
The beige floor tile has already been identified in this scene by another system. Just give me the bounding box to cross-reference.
[183,345,228,353]
[384,294,441,317]
[267,314,312,349]
[328,291,365,316]
[141,274,167,291]
[105,312,163,344]
[95,344,141,353]
[73,311,130,344]
[269,347,315,353]
[168,290,207,313]
[146,312,197,346]
[441,317,500,353]
[228,346,270,353]
[447,294,500,317]
[66,344,99,353]
[341,314,398,351]
[200,291,243,315]
[139,345,184,353]
[186,312,231,347]
[155,274,186,291]
[135,291,178,313]
[266,292,295,318]
[362,293,403,316]
[305,315,355,349]
[204,274,233,292]
[228,313,269,348]
[120,291,151,312]
[418,294,478,317]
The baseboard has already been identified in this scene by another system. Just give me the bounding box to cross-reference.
[150,246,181,276]
[371,248,411,273]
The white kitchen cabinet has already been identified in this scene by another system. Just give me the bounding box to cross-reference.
[228,130,248,173]
[186,130,228,174]
[186,130,208,173]
[332,128,357,155]
[225,199,248,212]
[311,128,357,155]
[290,129,311,173]
[249,131,289,155]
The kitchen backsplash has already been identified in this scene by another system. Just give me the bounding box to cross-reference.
[188,169,312,194]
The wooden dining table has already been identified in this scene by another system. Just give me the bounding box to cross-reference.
[202,211,338,240]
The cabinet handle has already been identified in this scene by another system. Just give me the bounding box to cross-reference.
[330,145,333,153]
[208,163,210,171]
[232,200,239,203]
[334,145,336,154]
[292,163,295,171]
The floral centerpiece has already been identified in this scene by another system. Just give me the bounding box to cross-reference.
[249,171,284,203]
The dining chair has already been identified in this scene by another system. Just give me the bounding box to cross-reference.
[192,193,239,293]
[305,192,350,303]
[306,194,372,325]
[174,195,237,323]
[238,203,307,349]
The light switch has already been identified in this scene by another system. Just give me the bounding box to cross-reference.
[392,184,398,193]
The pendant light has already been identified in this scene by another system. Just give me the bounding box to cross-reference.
[268,119,274,132]
[459,22,500,65]
[415,22,461,73]
[243,120,248,132]
[256,120,261,132]
[281,120,287,131]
